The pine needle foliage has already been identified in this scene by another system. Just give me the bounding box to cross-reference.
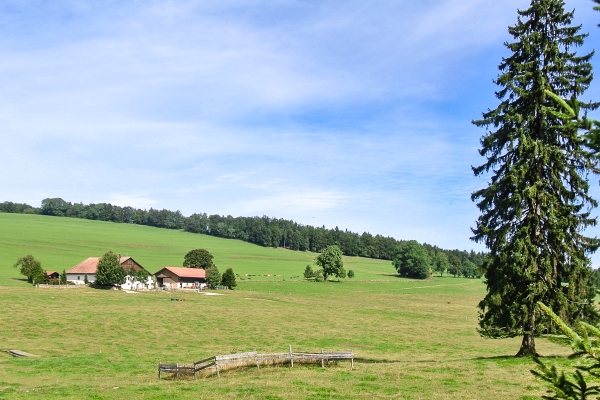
[205,264,221,289]
[221,268,237,289]
[472,0,599,356]
[532,302,600,399]
[95,251,126,286]
[303,264,314,279]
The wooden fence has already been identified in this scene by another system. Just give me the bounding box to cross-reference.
[158,346,354,380]
[36,284,83,289]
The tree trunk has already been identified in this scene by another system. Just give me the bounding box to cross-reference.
[516,314,538,357]
[515,333,537,357]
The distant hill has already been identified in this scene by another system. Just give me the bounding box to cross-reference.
[1,198,486,269]
[0,213,397,285]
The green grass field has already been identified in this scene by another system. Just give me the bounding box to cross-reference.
[0,213,569,399]
[0,213,394,284]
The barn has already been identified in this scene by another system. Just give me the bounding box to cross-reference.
[66,256,148,285]
[154,267,206,289]
[45,271,60,283]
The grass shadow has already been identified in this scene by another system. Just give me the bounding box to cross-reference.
[90,284,115,290]
[353,354,568,365]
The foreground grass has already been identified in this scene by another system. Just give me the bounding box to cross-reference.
[0,280,569,399]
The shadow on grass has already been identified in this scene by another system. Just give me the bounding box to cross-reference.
[377,274,403,279]
[375,274,438,282]
[353,354,569,365]
[90,284,115,290]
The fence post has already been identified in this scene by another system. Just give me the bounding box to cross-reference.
[255,348,259,369]
[321,348,324,368]
[289,345,293,368]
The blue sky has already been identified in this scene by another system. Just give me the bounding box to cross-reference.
[2,0,600,259]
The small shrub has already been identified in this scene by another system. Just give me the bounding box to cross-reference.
[221,268,237,289]
[347,270,355,278]
[314,269,324,282]
[303,265,314,279]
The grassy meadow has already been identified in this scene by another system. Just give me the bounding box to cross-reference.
[0,213,570,399]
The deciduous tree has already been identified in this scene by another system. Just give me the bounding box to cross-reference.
[183,248,214,269]
[434,252,450,277]
[472,0,599,356]
[13,255,44,284]
[461,260,479,279]
[314,245,346,280]
[392,241,430,279]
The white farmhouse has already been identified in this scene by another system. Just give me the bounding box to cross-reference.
[66,256,148,285]
[66,257,99,284]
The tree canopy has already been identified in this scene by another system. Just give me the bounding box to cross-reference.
[183,248,214,269]
[392,241,430,279]
[433,252,450,277]
[205,264,221,289]
[221,268,236,289]
[461,260,479,279]
[95,251,126,286]
[314,245,346,281]
[303,264,314,279]
[472,0,599,356]
[14,255,44,284]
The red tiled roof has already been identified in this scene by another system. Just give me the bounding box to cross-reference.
[67,257,99,274]
[155,267,206,279]
[66,256,136,274]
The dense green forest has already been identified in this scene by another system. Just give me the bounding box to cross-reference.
[0,198,485,270]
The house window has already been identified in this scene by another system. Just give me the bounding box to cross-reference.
[77,276,80,280]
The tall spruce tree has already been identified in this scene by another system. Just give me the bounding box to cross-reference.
[472,0,599,356]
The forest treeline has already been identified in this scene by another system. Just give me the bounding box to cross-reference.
[0,198,485,269]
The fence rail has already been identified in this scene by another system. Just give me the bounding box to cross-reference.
[158,346,354,380]
[36,284,83,289]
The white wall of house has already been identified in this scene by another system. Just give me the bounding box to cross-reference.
[66,273,95,285]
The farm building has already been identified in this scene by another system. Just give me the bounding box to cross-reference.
[154,267,206,289]
[66,256,148,285]
[45,271,60,282]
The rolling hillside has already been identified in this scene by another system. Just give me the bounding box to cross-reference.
[0,213,394,284]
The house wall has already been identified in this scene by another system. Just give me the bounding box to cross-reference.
[121,259,145,273]
[156,270,205,288]
[66,273,96,285]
